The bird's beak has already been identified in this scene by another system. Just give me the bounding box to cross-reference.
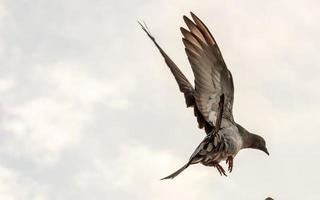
[263,147,269,156]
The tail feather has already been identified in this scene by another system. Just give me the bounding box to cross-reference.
[161,163,190,180]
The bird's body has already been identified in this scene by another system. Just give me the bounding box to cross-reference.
[140,12,269,180]
[199,126,242,165]
[161,123,244,179]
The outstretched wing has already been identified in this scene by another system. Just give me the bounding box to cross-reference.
[139,22,194,107]
[181,13,235,126]
[139,22,213,133]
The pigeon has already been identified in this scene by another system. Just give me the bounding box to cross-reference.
[139,12,269,180]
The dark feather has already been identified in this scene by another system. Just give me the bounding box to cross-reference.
[139,22,213,133]
[160,162,190,180]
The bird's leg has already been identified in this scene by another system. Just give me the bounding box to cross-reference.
[226,156,233,173]
[214,163,227,176]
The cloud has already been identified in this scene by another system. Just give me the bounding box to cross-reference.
[0,61,136,165]
[0,79,15,92]
[2,96,84,164]
[0,165,48,200]
[0,0,319,199]
[33,63,135,110]
[74,143,234,200]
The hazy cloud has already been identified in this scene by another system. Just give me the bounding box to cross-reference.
[0,0,319,199]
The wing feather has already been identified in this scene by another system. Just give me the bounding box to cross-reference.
[140,22,214,133]
[181,13,235,126]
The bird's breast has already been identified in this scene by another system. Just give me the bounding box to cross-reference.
[202,126,243,164]
[221,126,243,155]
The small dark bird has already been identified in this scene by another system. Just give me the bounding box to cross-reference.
[140,12,269,180]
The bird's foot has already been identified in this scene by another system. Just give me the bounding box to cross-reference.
[214,163,227,176]
[226,156,233,173]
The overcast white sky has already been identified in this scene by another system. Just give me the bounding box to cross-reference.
[0,0,320,199]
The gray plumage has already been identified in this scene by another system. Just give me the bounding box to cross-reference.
[140,12,269,180]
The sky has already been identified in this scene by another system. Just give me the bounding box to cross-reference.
[0,0,320,199]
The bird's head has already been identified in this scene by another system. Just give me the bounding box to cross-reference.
[248,133,269,155]
[236,124,269,155]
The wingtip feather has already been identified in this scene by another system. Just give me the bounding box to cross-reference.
[190,12,199,22]
[183,15,196,27]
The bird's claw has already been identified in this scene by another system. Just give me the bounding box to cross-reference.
[226,156,233,173]
[214,163,227,176]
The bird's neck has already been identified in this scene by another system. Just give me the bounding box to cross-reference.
[236,124,258,149]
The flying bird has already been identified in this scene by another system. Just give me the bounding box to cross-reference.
[139,12,269,180]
